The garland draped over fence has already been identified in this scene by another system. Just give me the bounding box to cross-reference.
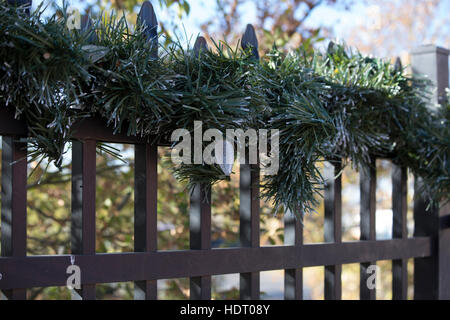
[0,2,448,214]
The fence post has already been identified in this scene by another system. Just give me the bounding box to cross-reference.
[411,45,450,299]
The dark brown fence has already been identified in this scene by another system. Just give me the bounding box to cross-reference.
[0,1,449,300]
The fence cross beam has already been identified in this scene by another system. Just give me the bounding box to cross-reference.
[188,35,213,300]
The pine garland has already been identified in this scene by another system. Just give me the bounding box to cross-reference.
[0,3,448,214]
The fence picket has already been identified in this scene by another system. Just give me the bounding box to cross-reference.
[239,159,260,299]
[193,36,208,54]
[132,2,160,300]
[71,140,97,300]
[324,160,342,300]
[359,159,376,300]
[138,1,158,58]
[239,24,261,300]
[81,15,97,43]
[189,183,212,299]
[134,144,158,299]
[188,36,212,300]
[392,164,408,299]
[284,211,303,300]
[242,24,259,59]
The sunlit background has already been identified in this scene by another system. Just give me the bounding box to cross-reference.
[32,0,449,57]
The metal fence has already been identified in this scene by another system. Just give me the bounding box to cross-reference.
[0,1,449,300]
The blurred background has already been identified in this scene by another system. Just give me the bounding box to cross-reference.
[0,0,449,299]
[32,0,450,58]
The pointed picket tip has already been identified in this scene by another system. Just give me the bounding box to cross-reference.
[327,41,335,54]
[193,36,208,55]
[81,15,97,43]
[394,56,402,72]
[81,15,91,31]
[241,24,259,59]
[138,1,158,39]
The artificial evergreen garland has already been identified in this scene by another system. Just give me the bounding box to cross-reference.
[0,3,448,214]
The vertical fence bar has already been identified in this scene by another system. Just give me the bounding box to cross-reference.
[71,139,97,300]
[392,164,407,299]
[359,159,376,300]
[413,178,439,299]
[324,160,342,300]
[138,1,158,58]
[391,56,408,299]
[134,143,158,300]
[1,0,31,301]
[239,162,260,300]
[189,183,212,300]
[188,35,212,300]
[1,136,27,300]
[411,45,450,299]
[284,210,303,300]
[133,2,159,300]
[239,24,260,300]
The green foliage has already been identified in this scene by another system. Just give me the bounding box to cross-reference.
[309,44,449,205]
[0,3,448,216]
[254,44,448,212]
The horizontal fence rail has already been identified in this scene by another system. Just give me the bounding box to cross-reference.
[1,0,449,300]
[0,238,433,290]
